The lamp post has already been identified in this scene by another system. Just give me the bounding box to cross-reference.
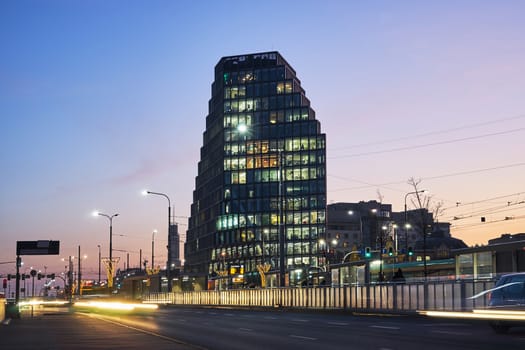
[93,211,119,293]
[277,148,286,288]
[379,225,387,282]
[404,190,426,254]
[152,230,157,269]
[23,267,31,299]
[97,245,101,285]
[318,239,327,268]
[143,190,172,292]
[348,209,363,252]
[77,246,81,295]
[30,269,37,297]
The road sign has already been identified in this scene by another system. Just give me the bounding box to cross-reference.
[16,240,60,255]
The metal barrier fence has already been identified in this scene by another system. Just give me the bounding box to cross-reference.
[143,280,494,312]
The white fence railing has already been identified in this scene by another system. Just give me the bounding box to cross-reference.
[143,280,494,312]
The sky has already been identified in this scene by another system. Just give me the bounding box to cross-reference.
[1,0,524,281]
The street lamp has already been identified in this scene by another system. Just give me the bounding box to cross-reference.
[76,246,87,296]
[93,211,119,292]
[379,225,387,282]
[348,209,363,251]
[318,239,327,269]
[277,149,286,288]
[143,190,173,292]
[97,245,101,284]
[330,238,339,264]
[152,229,157,269]
[404,190,426,254]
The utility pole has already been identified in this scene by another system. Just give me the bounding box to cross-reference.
[77,245,81,295]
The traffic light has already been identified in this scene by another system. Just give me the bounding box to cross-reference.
[2,279,6,289]
[408,247,414,256]
[364,247,372,258]
[37,273,42,280]
[388,247,394,256]
[7,274,11,281]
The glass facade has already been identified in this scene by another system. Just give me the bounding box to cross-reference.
[185,52,327,288]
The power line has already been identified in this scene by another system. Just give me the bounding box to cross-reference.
[446,201,525,222]
[330,113,525,151]
[329,127,525,159]
[422,162,525,180]
[328,162,525,193]
[451,215,525,231]
[443,192,525,210]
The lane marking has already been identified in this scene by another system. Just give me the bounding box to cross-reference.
[369,325,400,330]
[432,330,471,336]
[264,316,277,320]
[326,321,349,326]
[239,328,253,332]
[423,323,469,327]
[291,318,309,322]
[289,334,317,341]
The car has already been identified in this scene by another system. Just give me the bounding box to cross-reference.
[488,272,525,333]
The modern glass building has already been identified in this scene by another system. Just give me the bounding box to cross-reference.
[184,52,326,289]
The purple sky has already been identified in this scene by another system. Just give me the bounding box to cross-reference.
[1,1,524,280]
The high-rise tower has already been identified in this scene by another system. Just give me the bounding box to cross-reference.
[185,52,326,289]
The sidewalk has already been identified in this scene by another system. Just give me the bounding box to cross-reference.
[0,307,196,349]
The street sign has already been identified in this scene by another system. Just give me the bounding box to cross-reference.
[16,240,60,255]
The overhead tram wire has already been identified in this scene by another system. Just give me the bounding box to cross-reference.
[442,191,525,210]
[328,127,525,159]
[452,215,525,231]
[329,113,525,151]
[446,201,525,222]
[328,162,525,194]
[442,192,525,221]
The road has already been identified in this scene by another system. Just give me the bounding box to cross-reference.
[84,306,525,350]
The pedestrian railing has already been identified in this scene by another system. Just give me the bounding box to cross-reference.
[143,279,495,313]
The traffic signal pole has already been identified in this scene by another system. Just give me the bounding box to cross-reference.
[14,255,21,318]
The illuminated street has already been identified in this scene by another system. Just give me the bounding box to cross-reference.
[115,307,525,350]
[4,305,524,350]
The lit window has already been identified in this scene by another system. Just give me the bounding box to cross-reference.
[276,82,284,94]
[285,82,292,93]
[239,171,246,184]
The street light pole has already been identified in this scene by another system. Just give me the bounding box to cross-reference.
[277,149,286,288]
[152,230,156,269]
[143,190,173,292]
[97,245,101,284]
[379,225,387,282]
[93,211,119,293]
[77,245,81,295]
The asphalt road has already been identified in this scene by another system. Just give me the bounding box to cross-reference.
[87,306,525,350]
[3,306,525,349]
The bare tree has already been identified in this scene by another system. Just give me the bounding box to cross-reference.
[407,177,439,279]
[432,201,445,224]
[407,177,444,229]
